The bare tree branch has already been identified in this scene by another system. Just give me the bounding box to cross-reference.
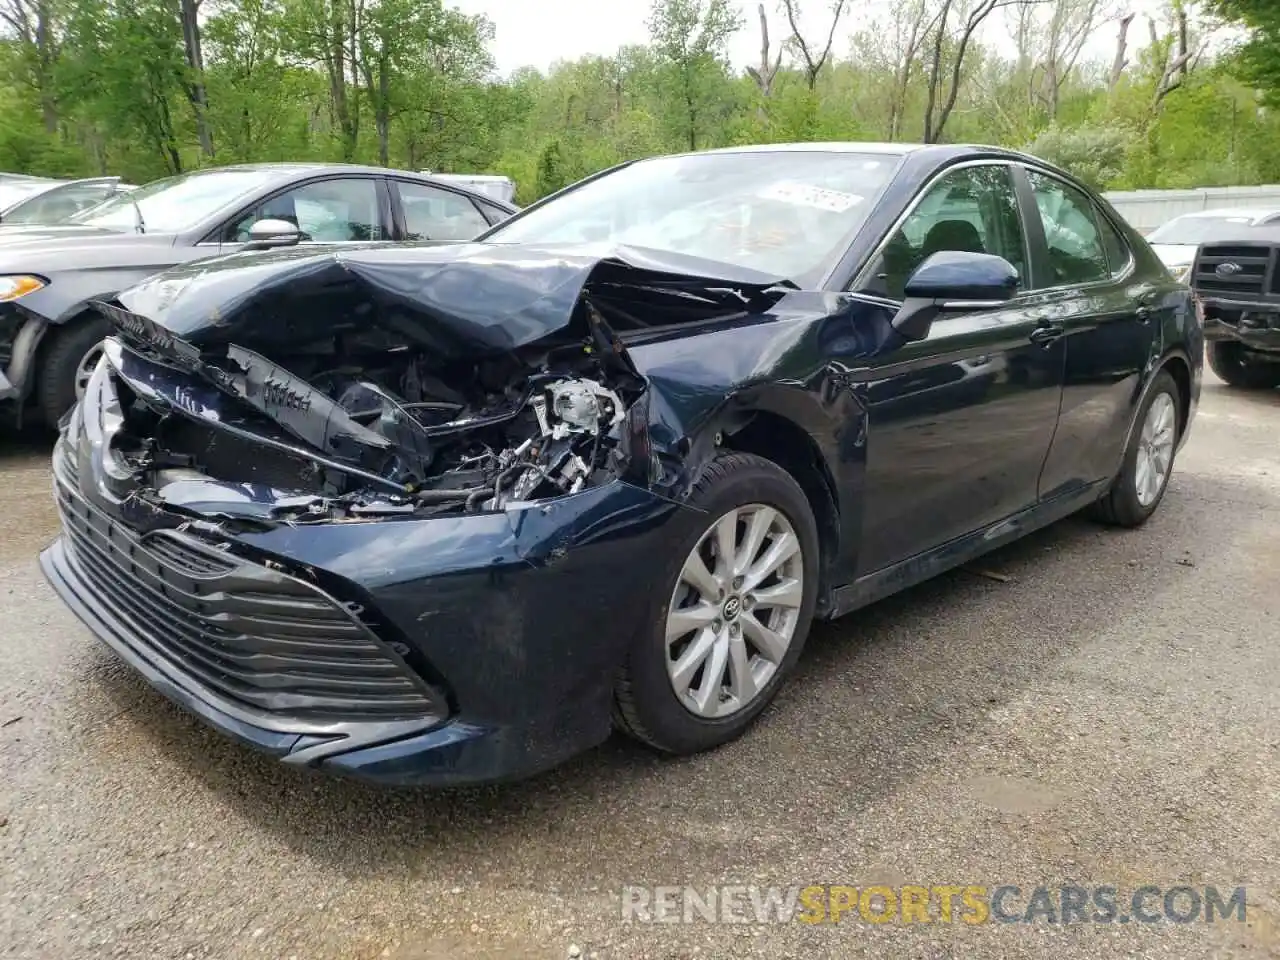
[780,0,849,90]
[745,2,783,109]
[1108,11,1133,91]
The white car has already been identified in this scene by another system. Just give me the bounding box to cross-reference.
[1146,207,1280,283]
[0,175,135,225]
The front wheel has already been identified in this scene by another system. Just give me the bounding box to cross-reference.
[36,314,110,426]
[613,452,819,755]
[1089,370,1180,528]
[1207,341,1280,390]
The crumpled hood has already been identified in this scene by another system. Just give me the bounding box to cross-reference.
[112,241,792,361]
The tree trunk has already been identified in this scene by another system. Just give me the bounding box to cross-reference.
[922,0,952,143]
[1108,13,1133,93]
[35,0,56,133]
[685,65,697,150]
[179,0,214,159]
[327,4,358,161]
[376,55,390,167]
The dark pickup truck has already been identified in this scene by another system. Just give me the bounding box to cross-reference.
[1190,241,1280,389]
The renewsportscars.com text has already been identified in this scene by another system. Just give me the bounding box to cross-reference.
[620,884,1248,926]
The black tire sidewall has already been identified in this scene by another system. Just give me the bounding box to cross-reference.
[37,314,111,426]
[619,453,820,755]
[1207,341,1280,390]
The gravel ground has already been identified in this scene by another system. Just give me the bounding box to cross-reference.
[2,369,1279,960]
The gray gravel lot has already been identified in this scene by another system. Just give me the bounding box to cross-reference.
[2,369,1279,960]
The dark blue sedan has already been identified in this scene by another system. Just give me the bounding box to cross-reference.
[40,143,1202,786]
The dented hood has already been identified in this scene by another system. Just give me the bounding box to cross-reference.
[111,241,792,361]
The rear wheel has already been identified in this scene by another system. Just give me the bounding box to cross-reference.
[36,314,110,426]
[613,452,819,755]
[1089,370,1180,528]
[1207,341,1280,390]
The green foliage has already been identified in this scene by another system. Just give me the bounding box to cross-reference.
[0,0,1278,200]
[1026,122,1130,189]
[1211,0,1280,104]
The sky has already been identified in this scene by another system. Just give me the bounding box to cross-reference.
[448,0,1172,79]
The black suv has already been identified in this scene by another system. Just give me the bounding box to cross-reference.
[1190,242,1280,389]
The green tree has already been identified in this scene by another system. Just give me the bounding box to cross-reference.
[645,0,742,150]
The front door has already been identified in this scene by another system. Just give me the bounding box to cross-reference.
[217,176,391,252]
[851,162,1067,575]
[1016,166,1163,499]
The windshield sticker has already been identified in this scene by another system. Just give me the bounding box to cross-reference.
[759,182,863,213]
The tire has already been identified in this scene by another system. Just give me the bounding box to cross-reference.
[613,452,820,755]
[1089,369,1180,528]
[36,313,111,427]
[1207,341,1280,390]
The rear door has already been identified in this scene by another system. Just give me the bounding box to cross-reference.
[387,179,494,242]
[1015,166,1161,500]
[852,161,1067,574]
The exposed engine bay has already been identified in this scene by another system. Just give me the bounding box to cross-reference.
[87,244,793,525]
[99,320,643,522]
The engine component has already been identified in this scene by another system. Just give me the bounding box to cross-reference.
[543,379,626,440]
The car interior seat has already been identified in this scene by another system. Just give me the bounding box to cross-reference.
[920,219,986,259]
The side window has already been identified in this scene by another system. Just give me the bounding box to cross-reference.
[1025,171,1109,285]
[870,165,1027,301]
[396,181,490,241]
[225,178,382,243]
[1096,209,1132,278]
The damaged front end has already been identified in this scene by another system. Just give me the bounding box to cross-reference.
[41,243,832,783]
[90,244,786,525]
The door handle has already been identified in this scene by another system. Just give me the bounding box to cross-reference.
[1136,305,1152,323]
[1028,323,1064,346]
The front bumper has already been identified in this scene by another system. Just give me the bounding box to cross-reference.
[41,392,689,786]
[1198,299,1280,354]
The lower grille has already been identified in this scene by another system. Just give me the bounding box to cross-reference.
[52,446,435,722]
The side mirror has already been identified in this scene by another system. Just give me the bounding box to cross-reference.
[242,218,302,251]
[891,251,1020,342]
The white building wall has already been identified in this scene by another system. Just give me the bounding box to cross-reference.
[1101,185,1280,234]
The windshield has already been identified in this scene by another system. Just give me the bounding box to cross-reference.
[1148,215,1280,246]
[485,151,902,280]
[69,168,284,233]
[0,181,54,212]
[3,181,121,224]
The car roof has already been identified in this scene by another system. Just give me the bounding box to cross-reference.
[1170,207,1280,224]
[651,141,1027,162]
[166,163,518,210]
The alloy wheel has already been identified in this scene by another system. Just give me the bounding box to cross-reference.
[1135,392,1176,507]
[74,342,103,402]
[664,504,805,719]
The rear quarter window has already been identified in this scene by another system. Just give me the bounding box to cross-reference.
[1097,210,1133,278]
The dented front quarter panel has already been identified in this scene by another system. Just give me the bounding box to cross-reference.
[625,290,903,591]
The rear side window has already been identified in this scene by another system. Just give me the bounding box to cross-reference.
[1026,171,1109,285]
[395,181,490,241]
[1097,211,1132,278]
